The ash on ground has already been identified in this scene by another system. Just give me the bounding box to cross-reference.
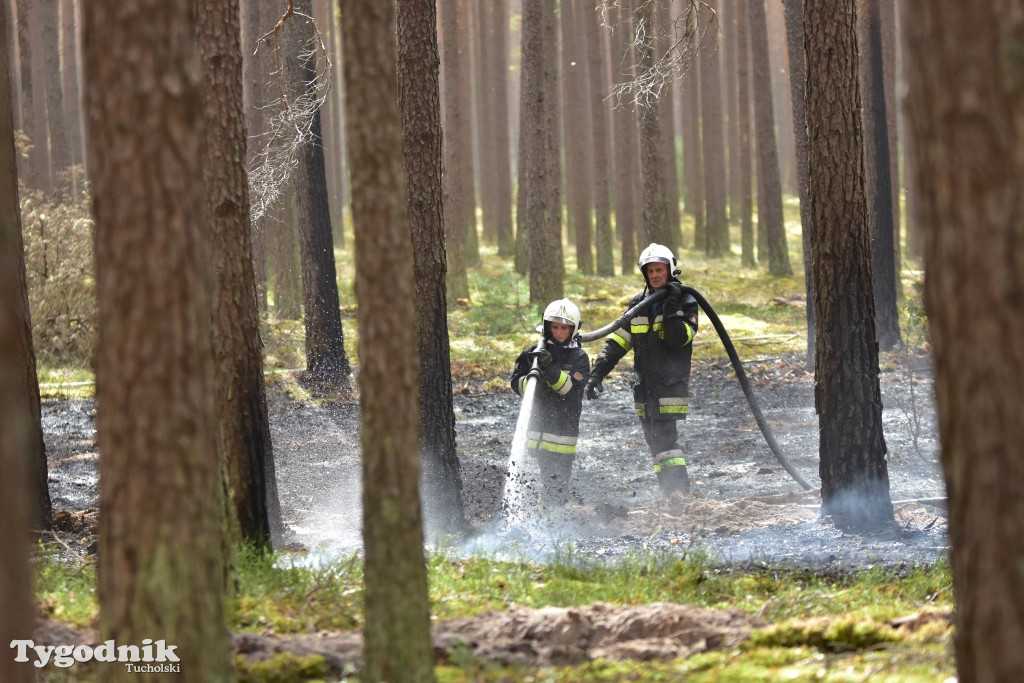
[43,353,948,572]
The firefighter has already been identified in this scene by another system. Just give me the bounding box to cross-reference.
[509,299,590,507]
[585,243,699,496]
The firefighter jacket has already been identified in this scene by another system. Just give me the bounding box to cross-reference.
[510,338,590,456]
[591,283,699,421]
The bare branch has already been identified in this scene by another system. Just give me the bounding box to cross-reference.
[598,0,718,111]
[248,3,332,226]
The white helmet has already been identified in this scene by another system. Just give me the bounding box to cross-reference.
[541,298,582,340]
[637,243,680,286]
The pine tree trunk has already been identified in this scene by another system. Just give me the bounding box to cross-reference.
[83,1,231,677]
[904,3,1024,678]
[398,0,466,532]
[805,0,892,531]
[700,0,728,257]
[340,1,436,679]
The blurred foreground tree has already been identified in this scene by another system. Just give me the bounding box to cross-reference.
[339,0,435,680]
[904,2,1024,679]
[82,1,230,679]
[0,4,39,678]
[804,0,893,529]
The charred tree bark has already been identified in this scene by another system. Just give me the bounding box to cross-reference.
[804,0,892,531]
[397,0,467,532]
[197,0,280,549]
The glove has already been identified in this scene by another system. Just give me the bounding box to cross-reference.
[664,281,683,308]
[585,377,604,400]
[529,348,553,370]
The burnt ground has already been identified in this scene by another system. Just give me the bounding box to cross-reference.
[39,351,949,671]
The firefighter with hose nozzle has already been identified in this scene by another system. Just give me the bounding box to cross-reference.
[509,299,590,508]
[586,243,699,497]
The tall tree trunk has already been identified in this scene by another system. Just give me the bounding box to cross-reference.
[585,0,615,276]
[197,0,280,549]
[750,0,792,275]
[522,0,562,305]
[880,0,900,298]
[857,0,901,351]
[783,0,816,360]
[562,0,594,274]
[242,0,269,313]
[637,1,670,250]
[60,0,83,171]
[339,1,436,679]
[737,0,755,268]
[681,35,704,251]
[612,0,638,274]
[15,0,38,188]
[1,11,38,670]
[40,0,68,184]
[288,0,351,389]
[397,0,467,532]
[0,0,51,536]
[486,0,514,258]
[724,1,741,225]
[440,0,471,303]
[700,0,728,257]
[804,0,892,531]
[904,3,1024,679]
[656,0,681,250]
[82,1,231,678]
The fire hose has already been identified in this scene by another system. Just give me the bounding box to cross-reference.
[578,287,814,491]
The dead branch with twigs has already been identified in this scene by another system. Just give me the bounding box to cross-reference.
[598,0,717,111]
[247,1,332,227]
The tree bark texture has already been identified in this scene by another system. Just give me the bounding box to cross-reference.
[561,0,594,274]
[439,0,471,302]
[196,0,280,549]
[750,0,791,275]
[681,35,704,251]
[700,0,728,257]
[485,0,515,258]
[60,0,83,170]
[804,0,892,531]
[655,0,680,251]
[1,15,47,669]
[585,0,615,276]
[521,0,563,305]
[612,0,639,273]
[15,0,38,188]
[82,1,231,678]
[856,0,901,351]
[338,1,436,680]
[288,0,350,388]
[904,3,1024,679]
[637,2,670,251]
[397,0,467,532]
[736,0,755,268]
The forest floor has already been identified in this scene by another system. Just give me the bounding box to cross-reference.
[39,350,950,673]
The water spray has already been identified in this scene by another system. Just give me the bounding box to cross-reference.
[501,334,547,526]
[580,287,814,491]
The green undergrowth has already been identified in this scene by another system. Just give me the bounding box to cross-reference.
[34,541,954,681]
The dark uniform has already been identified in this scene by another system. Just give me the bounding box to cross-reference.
[510,338,590,505]
[589,283,698,495]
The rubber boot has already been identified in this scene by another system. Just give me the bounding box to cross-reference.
[657,465,690,497]
[539,454,574,509]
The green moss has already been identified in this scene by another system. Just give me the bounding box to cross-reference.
[234,652,329,683]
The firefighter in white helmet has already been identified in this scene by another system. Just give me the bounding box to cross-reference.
[509,299,591,507]
[585,244,698,496]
